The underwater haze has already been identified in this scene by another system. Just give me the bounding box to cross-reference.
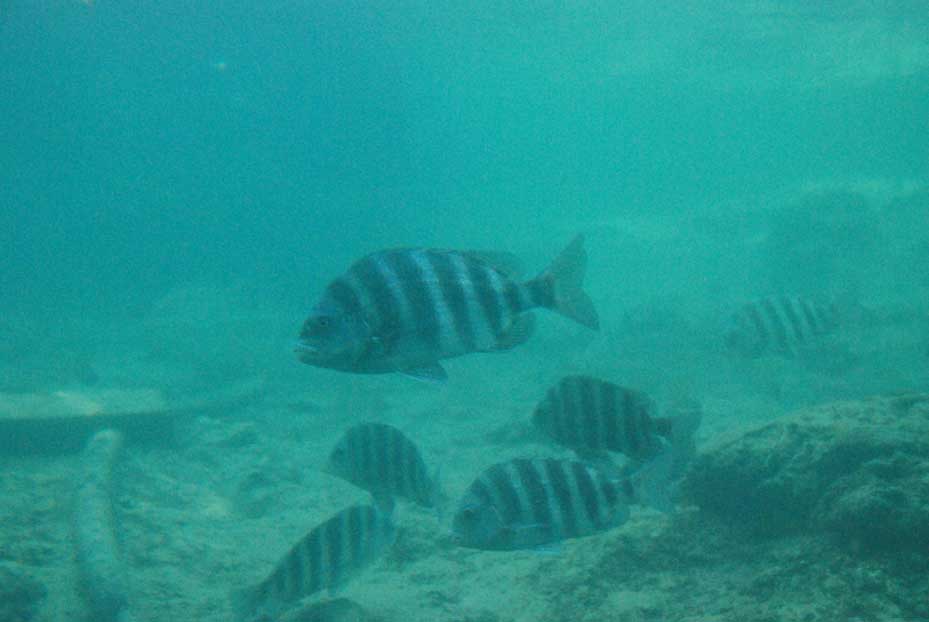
[2,2,929,622]
[4,2,929,318]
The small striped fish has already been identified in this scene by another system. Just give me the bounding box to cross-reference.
[231,505,395,622]
[324,422,441,513]
[532,375,666,461]
[725,295,839,358]
[532,376,702,479]
[452,456,670,551]
[296,235,599,381]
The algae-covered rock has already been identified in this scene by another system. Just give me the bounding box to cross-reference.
[684,394,929,551]
[280,597,381,622]
[0,560,46,622]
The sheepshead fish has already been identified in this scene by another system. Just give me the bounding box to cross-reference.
[324,422,443,513]
[296,235,599,381]
[725,295,839,358]
[532,375,701,477]
[533,375,664,461]
[231,504,395,622]
[452,454,671,551]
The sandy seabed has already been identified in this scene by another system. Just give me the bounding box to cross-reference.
[2,328,928,622]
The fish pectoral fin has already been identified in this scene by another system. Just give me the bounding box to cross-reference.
[509,522,553,546]
[574,449,623,478]
[491,313,537,351]
[362,334,390,360]
[401,362,448,383]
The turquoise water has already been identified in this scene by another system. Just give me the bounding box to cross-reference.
[2,3,929,622]
[4,3,928,318]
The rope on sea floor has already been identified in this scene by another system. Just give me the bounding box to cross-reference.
[74,428,135,622]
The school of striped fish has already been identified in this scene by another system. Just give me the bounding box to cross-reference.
[232,235,849,620]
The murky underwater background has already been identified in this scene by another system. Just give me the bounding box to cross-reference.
[1,2,928,621]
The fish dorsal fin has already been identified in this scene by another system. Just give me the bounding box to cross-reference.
[461,250,524,278]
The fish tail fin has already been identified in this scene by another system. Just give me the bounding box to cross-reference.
[666,399,702,442]
[528,235,600,330]
[630,448,674,514]
[430,466,448,522]
[665,398,702,479]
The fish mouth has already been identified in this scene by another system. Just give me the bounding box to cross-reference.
[294,341,319,359]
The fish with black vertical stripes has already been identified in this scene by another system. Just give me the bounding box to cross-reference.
[452,455,671,551]
[295,235,599,381]
[231,504,396,622]
[324,422,443,514]
[532,375,701,477]
[725,295,839,358]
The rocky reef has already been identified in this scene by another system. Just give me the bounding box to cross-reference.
[0,560,46,622]
[683,394,929,553]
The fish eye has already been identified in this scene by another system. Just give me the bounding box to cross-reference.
[317,316,331,328]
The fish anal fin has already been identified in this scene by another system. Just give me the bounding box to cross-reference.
[371,490,396,515]
[532,541,563,556]
[608,501,631,528]
[401,362,448,383]
[491,313,536,351]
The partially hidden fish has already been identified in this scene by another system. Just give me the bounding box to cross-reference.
[725,295,839,358]
[324,422,442,514]
[531,375,701,478]
[296,235,599,381]
[231,504,395,622]
[452,455,671,551]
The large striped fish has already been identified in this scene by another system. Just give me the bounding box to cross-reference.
[532,375,701,477]
[296,235,599,381]
[324,422,442,513]
[231,504,395,622]
[452,455,670,551]
[725,295,839,358]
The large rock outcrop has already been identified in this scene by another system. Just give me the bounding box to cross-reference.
[684,394,929,552]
